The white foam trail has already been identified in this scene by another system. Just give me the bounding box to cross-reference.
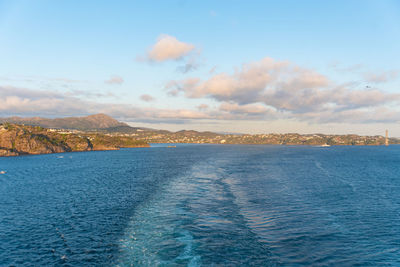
[116,166,202,266]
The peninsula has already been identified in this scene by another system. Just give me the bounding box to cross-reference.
[0,123,149,157]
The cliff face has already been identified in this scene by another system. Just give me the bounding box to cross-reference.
[0,123,149,157]
[0,124,90,156]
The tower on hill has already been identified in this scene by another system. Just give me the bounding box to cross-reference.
[385,130,389,146]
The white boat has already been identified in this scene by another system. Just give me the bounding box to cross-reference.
[319,144,331,147]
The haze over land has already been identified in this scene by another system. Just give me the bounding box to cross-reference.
[0,1,399,135]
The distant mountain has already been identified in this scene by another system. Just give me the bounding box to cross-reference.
[0,113,129,130]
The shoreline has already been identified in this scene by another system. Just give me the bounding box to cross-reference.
[0,145,150,158]
[2,143,396,158]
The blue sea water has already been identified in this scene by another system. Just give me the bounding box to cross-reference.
[1,144,400,266]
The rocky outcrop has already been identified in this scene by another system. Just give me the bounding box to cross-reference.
[0,123,149,157]
[0,148,19,157]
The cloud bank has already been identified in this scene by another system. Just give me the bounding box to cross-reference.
[2,55,399,126]
[0,86,210,122]
[166,57,400,123]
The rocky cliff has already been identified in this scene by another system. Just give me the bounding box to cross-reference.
[0,123,149,157]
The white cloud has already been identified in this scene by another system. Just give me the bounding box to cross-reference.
[140,94,155,102]
[146,34,195,62]
[330,62,364,73]
[299,106,400,124]
[209,66,217,74]
[166,57,330,107]
[176,57,199,73]
[197,104,209,111]
[105,75,124,85]
[364,70,398,83]
[218,102,277,120]
[165,78,200,97]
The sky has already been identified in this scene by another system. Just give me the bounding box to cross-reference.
[1,0,400,135]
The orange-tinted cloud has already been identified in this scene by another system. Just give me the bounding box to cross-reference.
[146,34,195,62]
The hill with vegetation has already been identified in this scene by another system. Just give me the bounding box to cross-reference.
[0,123,148,157]
[132,130,399,146]
[0,114,128,131]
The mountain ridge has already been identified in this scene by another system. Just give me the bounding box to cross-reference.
[0,113,128,131]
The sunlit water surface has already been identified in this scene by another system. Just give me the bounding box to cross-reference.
[1,144,400,266]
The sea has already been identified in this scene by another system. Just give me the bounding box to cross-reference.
[1,144,400,266]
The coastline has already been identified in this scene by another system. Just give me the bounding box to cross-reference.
[1,122,396,157]
[0,123,150,157]
[2,142,395,158]
[0,144,150,158]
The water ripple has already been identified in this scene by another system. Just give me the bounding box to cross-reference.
[2,145,400,266]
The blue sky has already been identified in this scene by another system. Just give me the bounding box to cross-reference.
[1,0,400,135]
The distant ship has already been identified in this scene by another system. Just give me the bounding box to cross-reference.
[167,145,176,148]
